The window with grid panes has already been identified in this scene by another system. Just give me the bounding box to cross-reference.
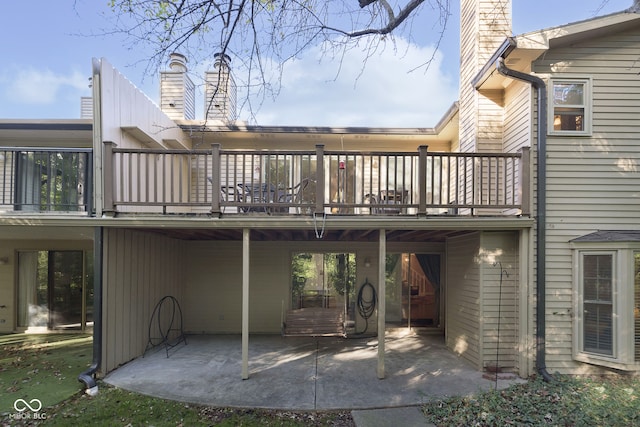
[582,254,613,356]
[573,246,640,371]
[549,78,591,135]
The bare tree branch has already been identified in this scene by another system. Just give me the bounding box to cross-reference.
[106,0,447,121]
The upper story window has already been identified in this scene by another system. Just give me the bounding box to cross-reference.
[549,78,592,135]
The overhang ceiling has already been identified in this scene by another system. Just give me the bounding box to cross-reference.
[143,227,472,242]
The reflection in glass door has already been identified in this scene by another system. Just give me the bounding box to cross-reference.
[291,253,355,311]
[18,250,93,331]
[385,253,441,328]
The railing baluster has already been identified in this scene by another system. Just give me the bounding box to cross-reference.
[418,146,427,216]
[211,144,221,215]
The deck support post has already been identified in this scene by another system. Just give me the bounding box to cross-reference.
[315,145,325,214]
[242,228,250,379]
[377,229,386,379]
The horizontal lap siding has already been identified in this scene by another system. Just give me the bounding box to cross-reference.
[532,26,640,373]
[102,229,185,374]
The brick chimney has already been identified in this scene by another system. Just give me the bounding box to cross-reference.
[160,53,195,120]
[459,0,512,152]
[204,53,237,123]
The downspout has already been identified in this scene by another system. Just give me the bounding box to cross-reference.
[496,56,553,382]
[77,223,103,394]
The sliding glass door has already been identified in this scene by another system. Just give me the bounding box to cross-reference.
[18,250,93,331]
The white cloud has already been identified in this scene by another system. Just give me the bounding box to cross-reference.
[245,38,459,128]
[2,66,89,105]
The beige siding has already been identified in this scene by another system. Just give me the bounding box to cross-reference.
[503,80,534,215]
[184,241,290,334]
[101,229,185,374]
[446,232,482,368]
[0,232,94,333]
[480,231,519,372]
[503,82,532,154]
[459,0,511,153]
[160,71,195,121]
[98,58,189,149]
[530,26,640,373]
[183,239,443,335]
[97,59,194,215]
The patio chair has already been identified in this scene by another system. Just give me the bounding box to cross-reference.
[376,189,408,214]
[277,178,311,213]
[237,182,277,212]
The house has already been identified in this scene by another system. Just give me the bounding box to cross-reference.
[0,0,639,394]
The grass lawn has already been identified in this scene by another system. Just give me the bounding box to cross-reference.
[0,333,92,413]
[4,333,640,426]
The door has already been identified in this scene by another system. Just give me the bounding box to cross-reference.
[386,253,441,328]
[18,250,93,331]
[287,252,356,336]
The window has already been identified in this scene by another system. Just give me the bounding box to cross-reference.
[549,78,591,135]
[581,253,613,356]
[573,245,640,370]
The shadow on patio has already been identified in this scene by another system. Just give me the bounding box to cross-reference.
[104,329,524,410]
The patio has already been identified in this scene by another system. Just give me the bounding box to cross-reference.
[104,329,524,410]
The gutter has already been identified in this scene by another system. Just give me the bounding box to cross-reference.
[495,57,553,382]
[77,227,103,395]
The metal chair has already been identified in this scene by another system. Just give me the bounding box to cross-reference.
[277,178,311,213]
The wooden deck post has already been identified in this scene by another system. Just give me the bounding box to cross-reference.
[242,228,250,379]
[315,145,325,214]
[377,229,386,379]
[102,141,116,216]
[520,147,531,216]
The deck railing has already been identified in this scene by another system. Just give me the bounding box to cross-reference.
[0,147,92,213]
[105,143,530,217]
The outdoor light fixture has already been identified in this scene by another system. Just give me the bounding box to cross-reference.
[364,257,371,267]
[0,257,9,266]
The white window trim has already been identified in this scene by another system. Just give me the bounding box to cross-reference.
[548,77,592,136]
[572,244,638,371]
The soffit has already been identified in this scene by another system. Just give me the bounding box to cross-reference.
[476,12,640,91]
[0,120,93,146]
[144,227,475,242]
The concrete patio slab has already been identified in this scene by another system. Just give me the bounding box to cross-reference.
[104,329,524,411]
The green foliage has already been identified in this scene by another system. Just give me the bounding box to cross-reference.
[423,375,640,426]
[325,253,355,297]
[291,253,313,296]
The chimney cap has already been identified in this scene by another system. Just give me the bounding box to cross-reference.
[168,52,188,72]
[214,52,232,68]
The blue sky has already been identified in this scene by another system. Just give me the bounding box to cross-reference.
[0,0,633,126]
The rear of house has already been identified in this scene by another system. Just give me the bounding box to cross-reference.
[4,0,639,393]
[474,6,640,373]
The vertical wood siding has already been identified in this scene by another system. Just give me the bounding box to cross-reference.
[184,241,380,334]
[459,0,511,153]
[101,229,185,374]
[480,231,519,371]
[531,27,640,372]
[446,232,482,368]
